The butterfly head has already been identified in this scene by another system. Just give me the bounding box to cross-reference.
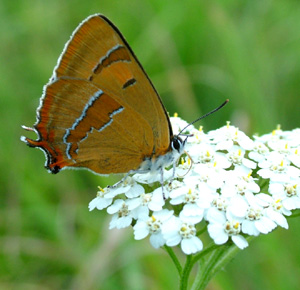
[170,135,187,155]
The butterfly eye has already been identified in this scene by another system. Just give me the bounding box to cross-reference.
[171,136,184,153]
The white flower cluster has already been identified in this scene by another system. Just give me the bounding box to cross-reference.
[89,118,300,255]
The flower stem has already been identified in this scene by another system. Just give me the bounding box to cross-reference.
[179,244,224,290]
[192,237,255,289]
[176,237,256,290]
[180,254,193,290]
[195,243,234,289]
[164,245,182,275]
[196,223,207,236]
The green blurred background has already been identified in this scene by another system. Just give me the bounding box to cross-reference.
[1,0,300,289]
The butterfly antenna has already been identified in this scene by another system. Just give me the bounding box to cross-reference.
[178,99,229,136]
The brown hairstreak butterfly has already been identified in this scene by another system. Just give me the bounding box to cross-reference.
[21,14,227,185]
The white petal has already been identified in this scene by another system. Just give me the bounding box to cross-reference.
[248,151,265,162]
[116,216,132,229]
[162,216,181,232]
[206,208,226,224]
[169,187,187,199]
[207,224,228,244]
[216,153,232,169]
[257,168,271,179]
[231,235,248,249]
[153,209,174,221]
[150,233,165,248]
[254,194,273,207]
[182,203,204,217]
[96,198,113,210]
[288,166,300,178]
[271,173,291,183]
[170,196,185,205]
[221,184,236,198]
[228,196,248,218]
[107,199,124,214]
[133,222,149,240]
[127,198,141,210]
[248,182,260,193]
[131,205,149,220]
[241,220,260,236]
[88,198,98,211]
[162,217,182,246]
[165,233,182,247]
[289,154,300,167]
[283,197,300,210]
[105,186,130,198]
[242,158,257,169]
[88,197,112,211]
[179,213,203,224]
[149,189,165,211]
[125,184,145,198]
[109,215,132,229]
[238,136,254,150]
[268,182,284,195]
[108,214,119,229]
[216,140,233,150]
[181,237,203,254]
[255,217,276,234]
[266,209,289,229]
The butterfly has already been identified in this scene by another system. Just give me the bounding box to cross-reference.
[21,14,188,185]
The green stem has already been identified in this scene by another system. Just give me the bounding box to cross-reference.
[166,237,256,290]
[180,254,193,290]
[164,245,182,275]
[196,224,207,236]
[192,237,255,290]
[192,243,220,264]
[179,244,220,289]
[198,244,236,289]
[190,262,204,290]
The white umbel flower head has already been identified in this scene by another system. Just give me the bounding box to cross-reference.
[269,179,300,210]
[89,117,300,255]
[133,209,174,248]
[107,199,148,229]
[89,186,114,211]
[258,152,300,182]
[162,216,203,254]
[208,121,254,151]
[207,210,248,249]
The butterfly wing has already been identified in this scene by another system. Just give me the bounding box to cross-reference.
[53,14,172,157]
[22,14,173,174]
[23,78,154,174]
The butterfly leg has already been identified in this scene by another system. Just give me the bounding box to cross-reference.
[159,167,167,199]
[109,170,134,189]
[109,169,150,189]
[167,158,179,189]
[171,159,177,179]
